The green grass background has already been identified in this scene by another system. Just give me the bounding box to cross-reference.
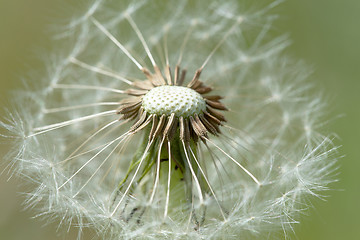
[0,0,359,239]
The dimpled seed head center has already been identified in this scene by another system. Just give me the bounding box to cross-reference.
[142,86,206,118]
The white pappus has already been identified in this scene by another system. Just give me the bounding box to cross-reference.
[1,0,338,239]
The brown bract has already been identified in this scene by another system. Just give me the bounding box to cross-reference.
[116,65,228,144]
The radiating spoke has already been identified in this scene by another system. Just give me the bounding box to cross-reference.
[91,17,144,70]
[126,14,157,67]
[188,147,226,220]
[177,24,194,66]
[58,131,130,191]
[54,84,124,94]
[111,139,154,216]
[69,57,133,85]
[181,140,204,204]
[29,110,117,137]
[164,140,172,219]
[73,134,129,198]
[58,120,120,165]
[206,138,261,185]
[100,135,133,186]
[43,102,119,114]
[148,138,165,204]
[200,17,243,70]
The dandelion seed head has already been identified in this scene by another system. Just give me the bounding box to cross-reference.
[1,0,339,239]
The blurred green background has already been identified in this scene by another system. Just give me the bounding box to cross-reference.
[0,0,359,239]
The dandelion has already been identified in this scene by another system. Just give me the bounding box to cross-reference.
[1,0,338,239]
